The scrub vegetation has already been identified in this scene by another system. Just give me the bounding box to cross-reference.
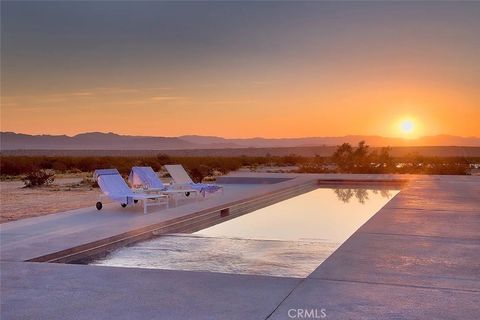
[1,142,478,184]
[21,169,55,187]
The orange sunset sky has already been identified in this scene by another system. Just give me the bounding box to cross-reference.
[1,2,479,139]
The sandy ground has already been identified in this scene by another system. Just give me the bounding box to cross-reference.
[0,166,291,224]
[0,174,107,223]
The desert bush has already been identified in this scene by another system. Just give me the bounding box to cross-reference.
[1,153,476,177]
[280,154,305,166]
[0,156,37,176]
[186,164,213,183]
[22,169,55,187]
[298,155,332,173]
[156,154,172,165]
[52,161,68,172]
[80,177,98,188]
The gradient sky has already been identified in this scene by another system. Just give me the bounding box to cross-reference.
[1,1,479,138]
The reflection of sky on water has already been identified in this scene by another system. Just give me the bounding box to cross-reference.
[196,188,400,242]
[92,187,400,277]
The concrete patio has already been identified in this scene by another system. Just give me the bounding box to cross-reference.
[1,173,479,319]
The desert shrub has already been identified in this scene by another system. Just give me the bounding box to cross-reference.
[0,156,37,176]
[203,175,216,182]
[156,154,172,165]
[77,158,97,172]
[368,147,395,173]
[1,153,477,177]
[22,169,55,187]
[279,154,305,166]
[298,155,332,173]
[80,177,98,188]
[133,157,162,172]
[52,161,68,172]
[186,165,213,183]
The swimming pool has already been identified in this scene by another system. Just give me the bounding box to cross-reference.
[91,187,400,277]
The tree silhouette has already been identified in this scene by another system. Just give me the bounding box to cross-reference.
[332,143,355,172]
[332,141,372,173]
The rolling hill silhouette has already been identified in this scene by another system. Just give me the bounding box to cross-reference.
[1,131,479,150]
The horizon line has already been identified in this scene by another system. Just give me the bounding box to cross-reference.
[2,131,479,140]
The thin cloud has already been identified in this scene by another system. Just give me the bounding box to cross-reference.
[150,96,187,101]
[1,102,18,107]
[71,92,94,96]
[251,81,270,87]
[209,100,256,105]
[121,100,153,105]
[93,87,140,94]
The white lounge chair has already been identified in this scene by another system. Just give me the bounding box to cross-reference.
[128,166,199,206]
[163,164,224,196]
[94,169,168,214]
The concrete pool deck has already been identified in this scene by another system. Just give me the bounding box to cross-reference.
[1,173,479,319]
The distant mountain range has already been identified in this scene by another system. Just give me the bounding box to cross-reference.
[1,132,479,150]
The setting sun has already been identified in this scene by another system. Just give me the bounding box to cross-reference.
[400,119,415,135]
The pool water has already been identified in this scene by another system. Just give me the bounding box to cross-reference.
[91,187,400,277]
